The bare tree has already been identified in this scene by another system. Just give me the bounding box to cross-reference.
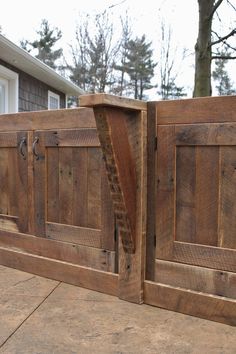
[193,0,236,97]
[158,22,187,100]
[67,11,121,94]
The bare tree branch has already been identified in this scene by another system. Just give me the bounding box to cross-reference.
[212,55,236,59]
[211,28,236,46]
[227,0,236,12]
[209,0,224,19]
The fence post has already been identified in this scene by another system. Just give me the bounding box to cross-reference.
[80,94,147,303]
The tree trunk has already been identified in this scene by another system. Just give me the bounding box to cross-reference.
[193,0,214,97]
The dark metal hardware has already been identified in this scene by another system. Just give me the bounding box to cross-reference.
[32,136,39,160]
[19,137,27,160]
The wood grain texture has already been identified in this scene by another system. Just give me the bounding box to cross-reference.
[218,146,236,249]
[17,132,29,234]
[144,280,236,326]
[94,107,136,253]
[155,260,236,298]
[58,147,73,225]
[47,147,59,223]
[46,222,101,248]
[156,125,175,259]
[72,148,88,227]
[0,230,115,272]
[0,214,19,232]
[0,107,96,131]
[0,246,118,296]
[39,129,100,147]
[155,96,236,125]
[80,93,147,111]
[146,102,156,281]
[118,110,147,303]
[176,146,219,246]
[33,132,46,236]
[172,241,236,272]
[175,123,236,145]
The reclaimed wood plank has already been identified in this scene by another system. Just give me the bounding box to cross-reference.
[0,246,118,296]
[72,148,88,227]
[47,147,59,223]
[156,125,175,258]
[175,123,236,145]
[0,230,115,272]
[17,132,28,234]
[0,108,96,131]
[0,214,19,232]
[58,147,73,225]
[195,146,219,246]
[118,109,147,303]
[218,146,236,249]
[172,241,236,272]
[80,93,147,111]
[155,96,236,125]
[46,222,101,248]
[27,132,35,235]
[101,165,115,251]
[144,280,236,326]
[39,129,100,147]
[146,102,157,281]
[0,148,9,215]
[176,146,196,243]
[33,132,46,236]
[87,148,102,229]
[7,147,18,217]
[155,259,236,298]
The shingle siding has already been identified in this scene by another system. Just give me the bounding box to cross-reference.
[0,59,66,111]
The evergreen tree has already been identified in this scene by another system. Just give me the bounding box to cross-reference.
[124,35,156,100]
[20,19,63,70]
[212,52,236,95]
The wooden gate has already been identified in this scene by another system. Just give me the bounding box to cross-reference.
[81,94,236,326]
[0,95,235,326]
[145,97,236,326]
[0,108,117,295]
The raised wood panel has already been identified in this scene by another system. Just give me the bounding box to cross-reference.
[176,146,219,246]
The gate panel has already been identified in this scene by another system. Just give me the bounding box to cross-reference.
[156,123,236,271]
[33,128,115,252]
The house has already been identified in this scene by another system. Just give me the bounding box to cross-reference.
[0,34,84,114]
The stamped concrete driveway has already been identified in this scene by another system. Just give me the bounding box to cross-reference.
[0,265,235,354]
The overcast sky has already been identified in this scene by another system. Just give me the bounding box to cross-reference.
[0,0,235,97]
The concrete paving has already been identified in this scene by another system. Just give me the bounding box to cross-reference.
[0,265,235,354]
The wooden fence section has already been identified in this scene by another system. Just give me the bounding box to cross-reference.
[0,94,235,326]
[0,107,118,295]
[81,94,236,326]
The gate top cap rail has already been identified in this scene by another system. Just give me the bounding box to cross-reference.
[80,93,147,112]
